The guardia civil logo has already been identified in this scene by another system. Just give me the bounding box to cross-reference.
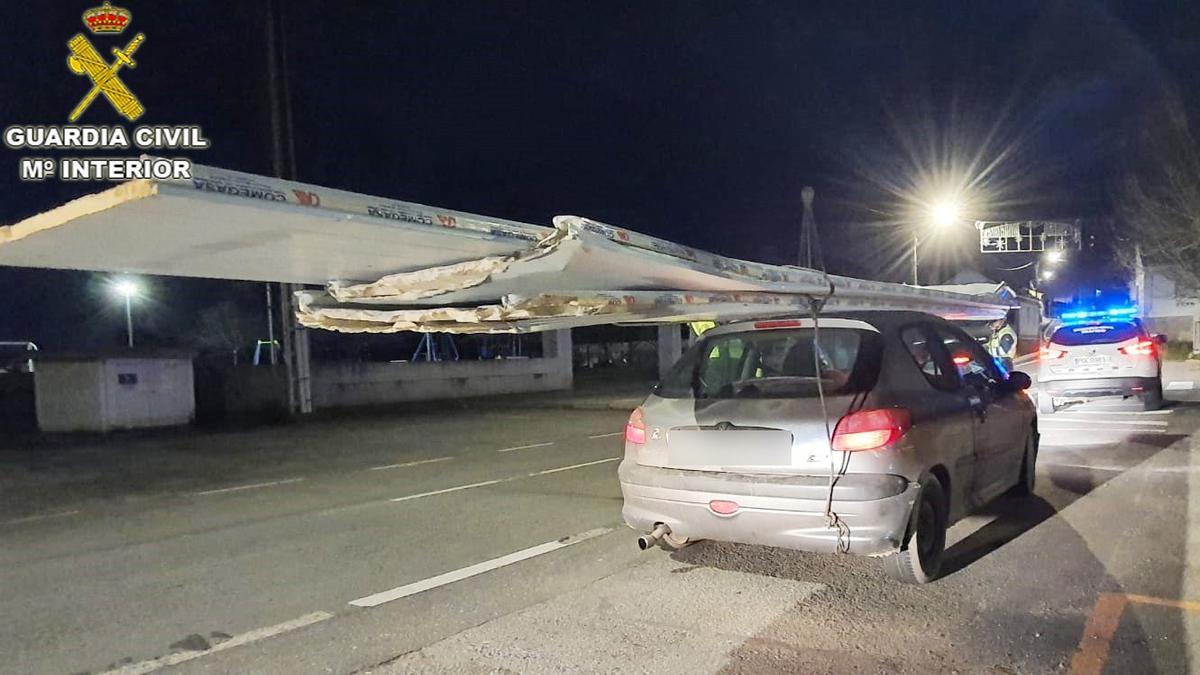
[67,2,146,122]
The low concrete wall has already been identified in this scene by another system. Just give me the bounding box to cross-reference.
[312,356,571,409]
[219,329,573,413]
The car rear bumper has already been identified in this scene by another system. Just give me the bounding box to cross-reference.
[618,459,919,556]
[1040,376,1158,399]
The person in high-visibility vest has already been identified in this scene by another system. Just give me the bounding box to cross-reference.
[989,321,1018,373]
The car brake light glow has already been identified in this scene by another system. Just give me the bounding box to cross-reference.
[753,319,804,329]
[1040,345,1067,359]
[1119,340,1156,356]
[952,354,971,366]
[625,407,646,445]
[709,500,739,515]
[831,408,911,452]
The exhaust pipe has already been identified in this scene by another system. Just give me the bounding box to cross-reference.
[637,523,671,551]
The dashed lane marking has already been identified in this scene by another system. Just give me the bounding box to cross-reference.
[389,457,621,503]
[496,441,555,453]
[1165,381,1195,391]
[192,478,306,497]
[349,527,613,607]
[390,479,505,503]
[587,431,623,439]
[1,509,81,526]
[530,456,620,476]
[368,456,453,471]
[97,611,333,675]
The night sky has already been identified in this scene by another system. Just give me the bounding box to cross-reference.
[1,1,1197,353]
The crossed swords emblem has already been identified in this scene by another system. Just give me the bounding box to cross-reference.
[66,32,145,122]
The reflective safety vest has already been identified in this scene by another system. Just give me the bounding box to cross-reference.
[990,324,1018,359]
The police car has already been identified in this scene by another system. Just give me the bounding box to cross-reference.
[1037,308,1165,413]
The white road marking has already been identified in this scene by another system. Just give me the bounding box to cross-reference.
[349,527,613,608]
[530,457,620,476]
[497,441,555,453]
[1041,439,1118,447]
[1165,381,1195,391]
[1043,461,1127,472]
[1043,461,1200,474]
[388,457,622,503]
[97,611,333,675]
[390,479,505,502]
[1044,409,1173,416]
[1041,426,1167,434]
[587,431,623,439]
[192,478,305,497]
[1,509,80,526]
[368,456,453,471]
[1042,418,1169,427]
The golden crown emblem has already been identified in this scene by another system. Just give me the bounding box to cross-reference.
[82,2,131,34]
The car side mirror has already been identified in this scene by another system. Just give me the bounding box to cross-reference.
[1155,334,1168,345]
[1008,371,1032,391]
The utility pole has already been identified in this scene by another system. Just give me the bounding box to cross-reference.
[911,236,919,286]
[124,293,134,348]
[799,186,816,268]
[265,0,312,414]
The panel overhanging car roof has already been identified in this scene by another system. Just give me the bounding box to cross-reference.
[0,163,1012,333]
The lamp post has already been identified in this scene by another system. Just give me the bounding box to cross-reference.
[112,279,139,348]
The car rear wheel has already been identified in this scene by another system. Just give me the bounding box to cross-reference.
[1009,431,1037,497]
[1037,393,1056,415]
[1142,381,1164,411]
[885,475,947,584]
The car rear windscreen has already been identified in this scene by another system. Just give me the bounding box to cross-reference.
[1050,322,1142,346]
[655,327,882,399]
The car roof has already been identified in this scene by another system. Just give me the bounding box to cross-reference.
[708,310,953,337]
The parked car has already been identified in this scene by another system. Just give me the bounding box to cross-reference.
[619,311,1037,583]
[1037,311,1164,413]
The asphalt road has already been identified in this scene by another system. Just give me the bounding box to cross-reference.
[3,364,1199,674]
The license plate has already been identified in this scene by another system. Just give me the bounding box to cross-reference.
[667,429,792,467]
[1073,355,1110,366]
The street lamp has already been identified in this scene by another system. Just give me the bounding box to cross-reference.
[913,196,962,285]
[111,279,139,348]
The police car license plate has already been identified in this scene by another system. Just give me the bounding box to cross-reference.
[1074,355,1110,366]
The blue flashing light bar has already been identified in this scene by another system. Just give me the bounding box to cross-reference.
[1060,306,1138,321]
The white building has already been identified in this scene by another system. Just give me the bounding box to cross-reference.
[35,353,195,432]
[1134,264,1199,347]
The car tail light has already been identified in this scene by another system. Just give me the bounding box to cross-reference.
[1040,345,1067,360]
[1119,340,1156,356]
[625,407,646,445]
[831,408,912,452]
[952,354,971,366]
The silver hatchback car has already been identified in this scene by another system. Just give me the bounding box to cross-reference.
[620,311,1037,583]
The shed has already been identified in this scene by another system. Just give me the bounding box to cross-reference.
[35,352,195,432]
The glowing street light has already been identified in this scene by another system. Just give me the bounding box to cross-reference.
[1041,269,1055,281]
[111,278,140,348]
[912,195,965,285]
[1044,249,1064,264]
[929,198,962,229]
